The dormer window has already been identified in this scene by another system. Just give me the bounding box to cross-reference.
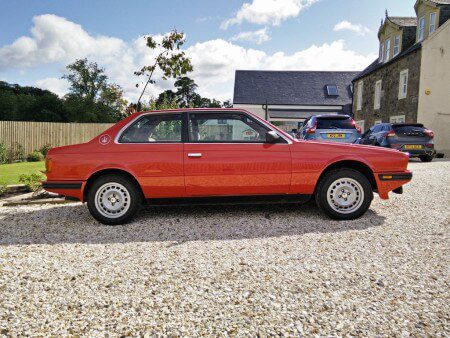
[384,39,391,62]
[393,35,400,57]
[380,43,385,62]
[326,85,338,96]
[429,12,436,35]
[418,16,425,41]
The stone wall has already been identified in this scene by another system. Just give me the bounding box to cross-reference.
[353,48,422,128]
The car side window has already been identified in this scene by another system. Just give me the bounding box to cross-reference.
[188,112,269,143]
[119,114,182,143]
[372,125,381,133]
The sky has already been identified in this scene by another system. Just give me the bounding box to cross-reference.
[0,0,416,103]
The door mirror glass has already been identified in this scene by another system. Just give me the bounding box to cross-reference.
[266,131,281,143]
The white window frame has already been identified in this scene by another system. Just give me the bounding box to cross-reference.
[390,115,405,123]
[384,39,391,62]
[398,69,409,100]
[356,81,363,111]
[355,120,365,133]
[374,119,382,125]
[418,16,425,41]
[379,43,385,62]
[429,12,436,35]
[393,35,400,57]
[374,80,382,110]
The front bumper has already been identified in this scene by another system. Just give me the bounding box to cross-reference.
[374,171,412,199]
[42,181,85,201]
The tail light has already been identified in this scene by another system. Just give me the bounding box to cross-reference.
[352,119,362,134]
[426,143,433,148]
[387,129,396,137]
[45,158,53,173]
[306,120,317,134]
[424,129,434,138]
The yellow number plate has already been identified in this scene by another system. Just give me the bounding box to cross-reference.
[404,145,423,149]
[327,133,345,139]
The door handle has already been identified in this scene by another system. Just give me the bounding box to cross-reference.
[188,153,202,158]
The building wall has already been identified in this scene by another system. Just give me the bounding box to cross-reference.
[232,104,266,119]
[353,48,422,129]
[418,20,450,155]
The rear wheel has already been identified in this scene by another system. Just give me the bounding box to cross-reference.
[419,154,434,162]
[315,169,373,220]
[87,174,142,225]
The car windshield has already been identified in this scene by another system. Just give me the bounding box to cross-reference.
[393,125,426,135]
[316,117,355,130]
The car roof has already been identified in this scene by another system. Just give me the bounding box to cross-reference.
[392,123,424,127]
[135,108,244,115]
[314,114,351,120]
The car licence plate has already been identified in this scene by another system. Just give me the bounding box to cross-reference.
[326,133,345,139]
[404,145,423,149]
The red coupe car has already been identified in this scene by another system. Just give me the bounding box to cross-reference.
[43,109,412,225]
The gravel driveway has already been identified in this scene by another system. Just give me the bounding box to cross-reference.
[1,160,449,336]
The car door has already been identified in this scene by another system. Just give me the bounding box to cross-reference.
[117,113,185,198]
[184,111,292,196]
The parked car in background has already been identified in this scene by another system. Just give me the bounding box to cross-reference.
[358,123,435,162]
[43,109,411,225]
[299,115,362,143]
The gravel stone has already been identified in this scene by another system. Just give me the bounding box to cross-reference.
[0,160,449,336]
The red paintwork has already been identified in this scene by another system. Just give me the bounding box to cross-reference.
[44,109,411,202]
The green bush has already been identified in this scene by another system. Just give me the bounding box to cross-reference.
[27,151,45,162]
[0,143,6,164]
[38,143,52,156]
[19,173,44,192]
[0,182,7,196]
[6,143,25,163]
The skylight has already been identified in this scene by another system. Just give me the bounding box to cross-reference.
[326,85,338,96]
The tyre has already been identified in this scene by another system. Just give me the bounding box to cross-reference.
[315,169,373,220]
[87,174,142,225]
[419,154,434,162]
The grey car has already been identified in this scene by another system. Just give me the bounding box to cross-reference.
[299,115,362,143]
[358,123,435,162]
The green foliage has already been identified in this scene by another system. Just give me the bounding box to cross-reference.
[0,182,7,196]
[27,151,45,162]
[6,143,25,163]
[135,29,194,105]
[19,173,44,192]
[38,143,52,156]
[0,142,7,164]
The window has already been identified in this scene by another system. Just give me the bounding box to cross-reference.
[390,115,405,123]
[374,80,382,110]
[393,35,400,56]
[188,112,269,143]
[418,16,425,41]
[398,69,409,99]
[356,81,363,111]
[379,43,385,62]
[326,85,338,96]
[429,12,436,35]
[119,114,182,143]
[374,119,382,125]
[384,39,391,62]
[316,117,356,130]
[355,120,365,133]
[372,125,382,133]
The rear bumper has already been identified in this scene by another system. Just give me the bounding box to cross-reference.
[374,171,412,199]
[42,181,85,201]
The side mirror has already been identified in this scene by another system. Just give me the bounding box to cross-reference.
[266,131,281,143]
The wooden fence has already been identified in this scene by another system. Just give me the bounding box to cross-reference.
[0,121,114,159]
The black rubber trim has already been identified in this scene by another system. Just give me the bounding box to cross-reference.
[146,194,312,206]
[43,182,82,190]
[378,173,412,181]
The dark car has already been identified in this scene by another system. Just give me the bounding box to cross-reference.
[299,115,362,143]
[359,123,435,162]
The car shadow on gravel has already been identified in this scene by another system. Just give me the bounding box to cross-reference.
[0,201,386,245]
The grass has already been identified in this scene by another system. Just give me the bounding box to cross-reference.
[0,161,45,186]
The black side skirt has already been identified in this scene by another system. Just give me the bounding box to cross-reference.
[43,182,82,190]
[146,194,312,207]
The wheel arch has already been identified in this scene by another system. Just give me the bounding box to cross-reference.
[83,168,144,202]
[316,160,378,193]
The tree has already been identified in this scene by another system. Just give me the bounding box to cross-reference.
[134,29,193,108]
[62,58,128,122]
[174,76,198,107]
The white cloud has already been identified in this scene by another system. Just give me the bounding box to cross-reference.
[333,21,370,36]
[0,14,375,102]
[230,28,271,44]
[35,77,70,97]
[221,0,319,29]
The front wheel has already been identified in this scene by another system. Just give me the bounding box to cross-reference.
[315,169,373,220]
[87,174,142,225]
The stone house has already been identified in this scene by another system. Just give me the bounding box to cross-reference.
[352,0,450,154]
